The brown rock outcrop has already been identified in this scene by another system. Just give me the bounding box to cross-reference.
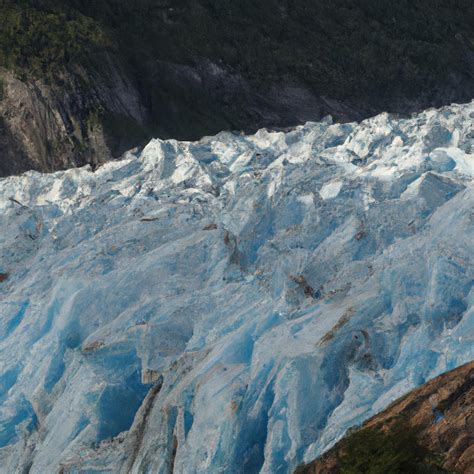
[297,361,474,474]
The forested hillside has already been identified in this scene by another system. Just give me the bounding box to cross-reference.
[0,0,473,175]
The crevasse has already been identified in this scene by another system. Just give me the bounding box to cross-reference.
[0,102,473,473]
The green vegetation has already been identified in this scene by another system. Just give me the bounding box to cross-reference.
[1,0,472,100]
[86,106,105,133]
[0,1,109,79]
[339,422,447,474]
[0,0,472,171]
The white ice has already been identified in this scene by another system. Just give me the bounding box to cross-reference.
[0,102,473,473]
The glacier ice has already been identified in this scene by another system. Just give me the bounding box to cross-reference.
[0,102,473,473]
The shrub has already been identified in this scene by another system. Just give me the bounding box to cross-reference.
[339,422,447,474]
[0,1,108,78]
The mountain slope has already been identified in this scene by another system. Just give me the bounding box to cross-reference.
[1,0,473,176]
[296,361,474,474]
[0,102,473,472]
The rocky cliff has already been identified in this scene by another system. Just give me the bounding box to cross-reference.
[0,61,147,176]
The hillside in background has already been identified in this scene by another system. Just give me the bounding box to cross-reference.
[0,0,473,175]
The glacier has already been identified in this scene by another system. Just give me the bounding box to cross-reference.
[0,102,473,473]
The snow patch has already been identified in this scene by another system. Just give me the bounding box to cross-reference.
[319,181,342,200]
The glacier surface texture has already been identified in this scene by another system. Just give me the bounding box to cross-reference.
[0,102,473,473]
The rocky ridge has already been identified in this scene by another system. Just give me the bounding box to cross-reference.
[297,361,474,473]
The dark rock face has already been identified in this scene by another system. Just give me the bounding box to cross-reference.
[0,60,146,176]
[0,0,473,176]
[296,361,474,474]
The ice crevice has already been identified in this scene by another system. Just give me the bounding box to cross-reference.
[0,102,473,473]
